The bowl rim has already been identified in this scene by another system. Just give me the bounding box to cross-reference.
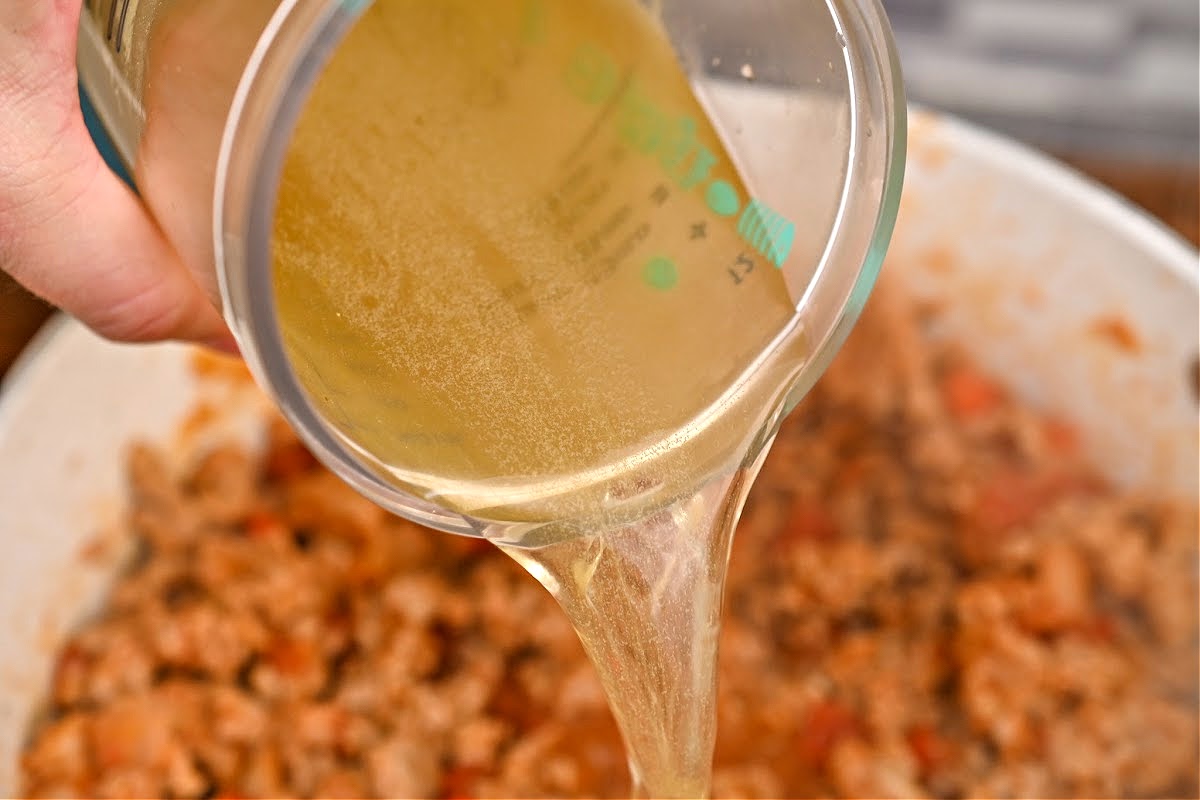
[908,108,1198,290]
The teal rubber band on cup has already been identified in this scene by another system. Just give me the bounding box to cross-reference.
[79,83,134,190]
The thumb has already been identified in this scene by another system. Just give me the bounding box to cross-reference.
[1,108,234,350]
[0,0,233,351]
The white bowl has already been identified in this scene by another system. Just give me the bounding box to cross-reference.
[0,112,1196,793]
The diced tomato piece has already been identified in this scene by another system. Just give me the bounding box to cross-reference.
[265,637,317,675]
[797,700,861,767]
[779,500,839,547]
[940,366,1004,419]
[971,471,1046,532]
[441,766,485,799]
[445,535,497,558]
[52,644,89,703]
[264,441,318,481]
[1079,613,1118,643]
[834,457,869,490]
[961,470,1104,568]
[970,470,1099,534]
[1049,472,1106,497]
[1041,417,1080,456]
[244,510,286,540]
[907,724,955,776]
[54,644,86,678]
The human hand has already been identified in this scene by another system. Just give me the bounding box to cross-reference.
[0,0,235,350]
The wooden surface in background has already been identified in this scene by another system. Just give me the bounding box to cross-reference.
[1058,156,1199,248]
[0,273,52,379]
[1,158,1197,379]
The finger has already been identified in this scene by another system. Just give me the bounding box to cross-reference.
[0,0,235,351]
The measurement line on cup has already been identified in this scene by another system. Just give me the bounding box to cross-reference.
[104,0,119,41]
[114,0,133,52]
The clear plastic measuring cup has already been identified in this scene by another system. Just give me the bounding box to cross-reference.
[78,0,905,543]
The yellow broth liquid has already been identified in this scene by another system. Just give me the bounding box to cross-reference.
[273,1,805,795]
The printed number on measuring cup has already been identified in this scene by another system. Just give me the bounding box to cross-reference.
[728,253,755,285]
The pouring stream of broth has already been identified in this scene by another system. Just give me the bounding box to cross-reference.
[274,1,807,794]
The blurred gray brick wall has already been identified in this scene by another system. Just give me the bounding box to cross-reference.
[884,0,1200,162]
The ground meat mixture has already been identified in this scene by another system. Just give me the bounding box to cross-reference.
[22,289,1199,799]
